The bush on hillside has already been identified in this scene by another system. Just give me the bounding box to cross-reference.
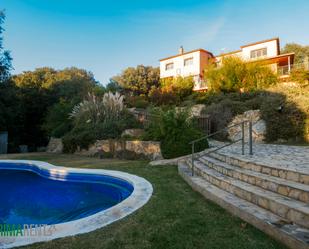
[148,86,179,106]
[125,95,149,108]
[290,68,309,87]
[63,92,139,153]
[43,100,74,138]
[201,86,308,143]
[259,94,303,142]
[261,85,308,142]
[143,107,208,159]
[62,125,96,153]
[205,57,277,93]
[160,76,194,100]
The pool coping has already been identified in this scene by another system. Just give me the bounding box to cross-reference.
[0,160,153,248]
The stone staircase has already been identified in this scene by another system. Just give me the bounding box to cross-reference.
[178,150,309,249]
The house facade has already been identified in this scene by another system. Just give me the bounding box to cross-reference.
[159,47,214,91]
[215,38,294,80]
[159,38,295,91]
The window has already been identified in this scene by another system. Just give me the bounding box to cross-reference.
[250,48,267,59]
[184,57,193,66]
[165,63,174,70]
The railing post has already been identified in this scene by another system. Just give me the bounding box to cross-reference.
[241,121,245,155]
[191,143,195,176]
[249,121,253,155]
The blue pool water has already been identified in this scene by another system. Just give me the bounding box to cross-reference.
[0,162,134,225]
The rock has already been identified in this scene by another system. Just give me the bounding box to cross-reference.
[75,144,98,157]
[126,140,162,160]
[46,138,63,153]
[191,104,206,117]
[121,129,144,138]
[227,110,266,143]
[75,139,163,160]
[176,104,207,117]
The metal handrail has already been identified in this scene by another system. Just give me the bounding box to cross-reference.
[190,121,253,176]
[189,121,247,144]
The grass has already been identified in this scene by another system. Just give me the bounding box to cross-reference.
[2,153,287,249]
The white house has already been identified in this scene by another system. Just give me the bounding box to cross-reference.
[159,47,214,91]
[215,38,294,78]
[159,38,295,91]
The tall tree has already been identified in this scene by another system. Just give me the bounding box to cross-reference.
[11,67,100,149]
[0,10,17,151]
[112,65,160,96]
[281,43,309,64]
[0,10,12,83]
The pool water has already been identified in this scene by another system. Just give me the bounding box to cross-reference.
[0,167,134,225]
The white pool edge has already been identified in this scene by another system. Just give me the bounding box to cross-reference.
[0,160,153,248]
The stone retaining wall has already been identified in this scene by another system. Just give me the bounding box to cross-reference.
[46,137,63,153]
[47,138,163,160]
[228,110,266,143]
[75,140,163,160]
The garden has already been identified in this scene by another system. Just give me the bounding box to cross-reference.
[0,153,287,249]
[1,7,309,155]
[0,9,309,249]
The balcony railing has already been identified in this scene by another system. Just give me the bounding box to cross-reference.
[278,62,309,76]
[193,81,208,91]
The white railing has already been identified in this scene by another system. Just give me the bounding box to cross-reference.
[193,81,208,91]
[278,62,309,76]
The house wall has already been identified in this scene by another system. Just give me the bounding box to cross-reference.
[215,39,280,66]
[160,51,209,79]
[268,63,278,73]
[216,51,242,66]
[241,40,279,60]
[200,52,212,78]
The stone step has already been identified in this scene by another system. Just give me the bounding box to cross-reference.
[178,162,309,249]
[197,156,309,203]
[187,159,309,229]
[209,151,309,185]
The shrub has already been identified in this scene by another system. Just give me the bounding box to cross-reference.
[260,88,307,142]
[148,86,179,106]
[290,68,309,87]
[43,100,74,138]
[205,57,277,93]
[199,85,308,143]
[62,125,96,153]
[203,98,247,139]
[125,95,149,108]
[70,92,124,125]
[63,92,140,153]
[144,107,208,159]
[160,76,194,100]
[260,94,300,142]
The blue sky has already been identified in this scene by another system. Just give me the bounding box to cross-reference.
[1,0,309,85]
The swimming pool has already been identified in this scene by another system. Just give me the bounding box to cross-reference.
[0,160,153,248]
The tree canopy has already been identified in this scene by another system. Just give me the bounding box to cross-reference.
[0,10,12,83]
[281,43,309,64]
[1,67,102,151]
[112,65,160,96]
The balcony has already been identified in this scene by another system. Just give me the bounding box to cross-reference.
[278,62,309,77]
[193,81,208,91]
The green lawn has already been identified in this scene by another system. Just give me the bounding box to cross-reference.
[2,153,286,249]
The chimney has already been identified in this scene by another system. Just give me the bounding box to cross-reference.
[178,46,184,55]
